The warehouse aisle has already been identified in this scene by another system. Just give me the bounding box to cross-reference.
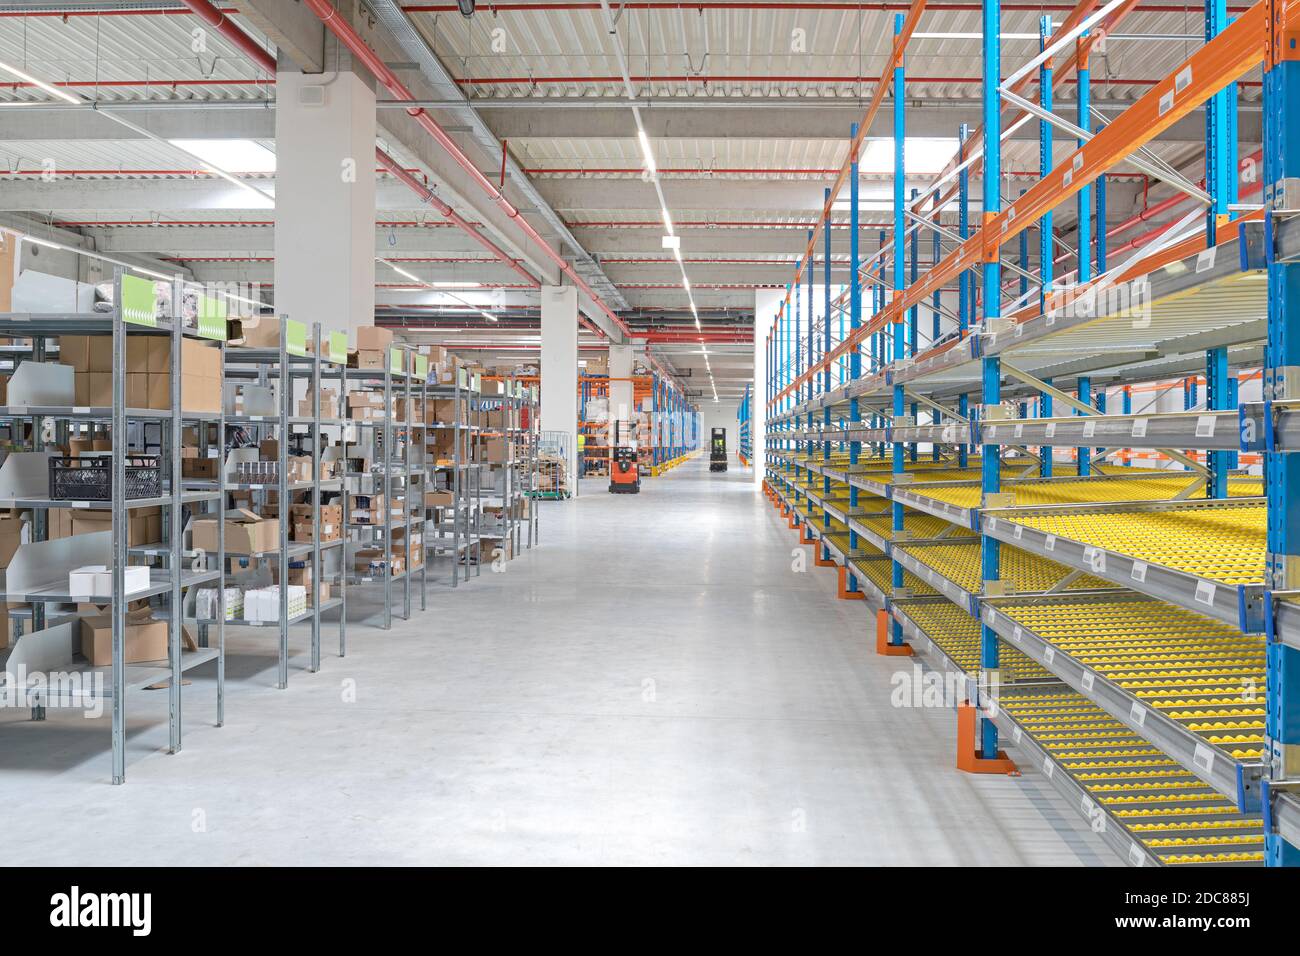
[0,456,1116,865]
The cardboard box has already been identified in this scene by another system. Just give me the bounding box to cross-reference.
[181,457,219,480]
[191,508,280,555]
[354,349,386,370]
[356,326,393,351]
[480,436,509,462]
[81,614,168,666]
[236,315,284,349]
[0,510,25,570]
[126,373,148,409]
[424,490,454,508]
[68,564,150,597]
[71,510,160,547]
[76,371,113,407]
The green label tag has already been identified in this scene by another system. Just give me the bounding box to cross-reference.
[285,319,308,357]
[530,386,538,403]
[457,367,468,389]
[390,348,403,375]
[472,373,482,393]
[329,331,348,365]
[197,294,227,340]
[414,355,428,379]
[121,274,157,327]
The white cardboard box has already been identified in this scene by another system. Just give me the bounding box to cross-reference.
[68,564,150,597]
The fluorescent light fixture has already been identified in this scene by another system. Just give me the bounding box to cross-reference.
[0,59,79,104]
[859,137,961,175]
[169,139,276,173]
[430,281,483,288]
[661,208,674,233]
[21,235,62,251]
[637,129,657,174]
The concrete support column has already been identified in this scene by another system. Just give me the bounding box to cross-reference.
[274,69,376,337]
[608,343,634,448]
[541,286,579,487]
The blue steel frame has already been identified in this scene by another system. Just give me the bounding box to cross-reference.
[889,12,908,648]
[978,0,1002,759]
[1263,9,1300,867]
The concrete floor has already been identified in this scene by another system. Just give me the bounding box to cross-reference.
[1,457,1117,865]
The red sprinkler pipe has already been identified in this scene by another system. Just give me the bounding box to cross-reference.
[175,0,588,325]
[177,0,275,73]
[303,0,633,340]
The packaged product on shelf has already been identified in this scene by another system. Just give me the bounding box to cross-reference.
[191,508,280,555]
[182,457,219,480]
[80,612,168,666]
[352,349,386,370]
[424,490,454,508]
[356,326,393,351]
[71,507,161,547]
[243,584,307,622]
[68,564,150,597]
[348,494,386,524]
[272,563,330,605]
[195,586,244,621]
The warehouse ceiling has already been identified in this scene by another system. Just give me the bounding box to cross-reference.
[0,1,1262,403]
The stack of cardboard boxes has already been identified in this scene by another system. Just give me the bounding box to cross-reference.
[290,503,342,543]
[63,334,222,412]
[351,326,393,370]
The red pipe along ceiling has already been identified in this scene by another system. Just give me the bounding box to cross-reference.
[174,0,577,326]
[301,0,633,340]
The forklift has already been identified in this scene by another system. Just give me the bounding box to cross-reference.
[608,420,641,494]
[709,427,728,472]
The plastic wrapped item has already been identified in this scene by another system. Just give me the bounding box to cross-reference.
[195,586,243,621]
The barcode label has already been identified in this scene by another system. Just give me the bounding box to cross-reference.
[1195,580,1217,606]
[1045,422,1056,438]
[1082,671,1095,691]
[1196,414,1217,438]
[1131,418,1148,438]
[1193,742,1216,773]
[1083,420,1096,438]
[1044,535,1056,552]
[1130,702,1147,726]
[1043,646,1055,664]
[1132,561,1148,582]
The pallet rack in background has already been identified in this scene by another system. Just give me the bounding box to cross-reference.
[0,269,226,783]
[761,0,1300,866]
[738,384,752,466]
[218,320,346,685]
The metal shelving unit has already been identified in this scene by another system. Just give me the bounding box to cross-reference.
[343,345,424,628]
[0,270,226,784]
[424,369,482,586]
[218,321,347,685]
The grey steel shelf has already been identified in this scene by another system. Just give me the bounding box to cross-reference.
[0,648,222,703]
[982,409,1240,451]
[0,566,221,604]
[980,502,1266,632]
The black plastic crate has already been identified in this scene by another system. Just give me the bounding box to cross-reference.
[48,455,162,501]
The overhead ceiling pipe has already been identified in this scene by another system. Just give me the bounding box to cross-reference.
[175,0,567,321]
[303,0,633,340]
[373,148,543,291]
[177,0,275,73]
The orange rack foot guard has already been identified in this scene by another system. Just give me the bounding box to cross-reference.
[837,565,865,600]
[800,523,815,544]
[875,608,913,656]
[955,704,1018,775]
[814,547,836,568]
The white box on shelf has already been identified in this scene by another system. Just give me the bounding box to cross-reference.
[68,564,149,596]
